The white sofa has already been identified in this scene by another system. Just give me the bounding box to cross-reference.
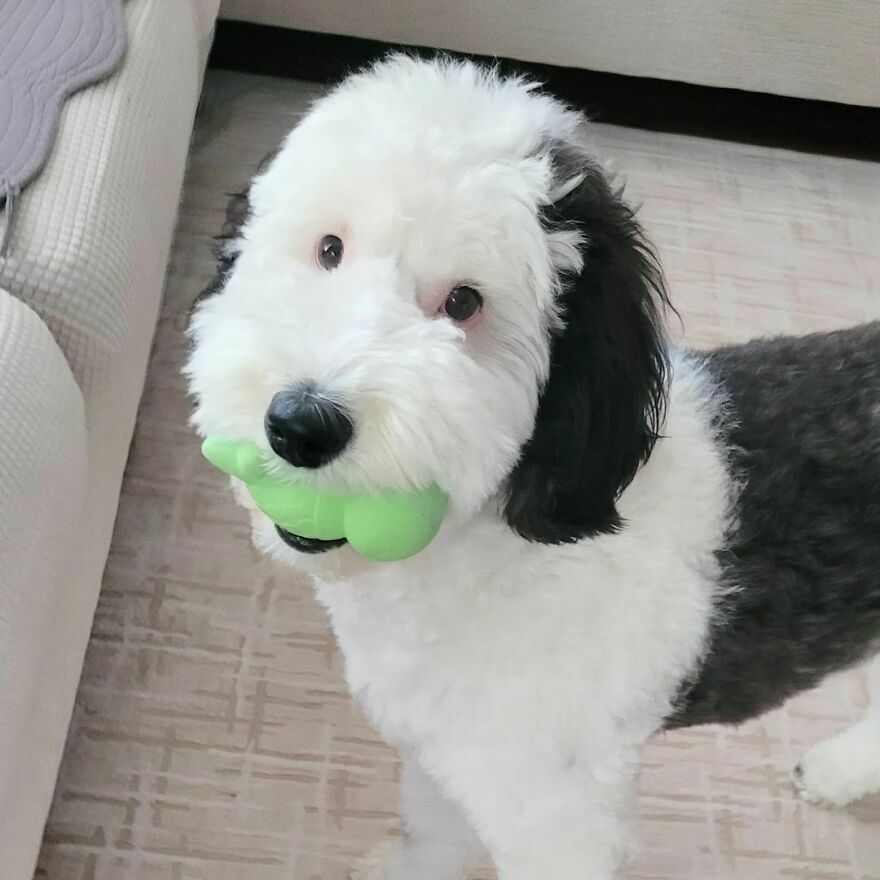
[219,0,880,108]
[0,1,218,876]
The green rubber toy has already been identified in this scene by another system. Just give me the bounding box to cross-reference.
[201,436,448,562]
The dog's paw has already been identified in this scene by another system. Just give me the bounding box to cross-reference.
[794,719,880,808]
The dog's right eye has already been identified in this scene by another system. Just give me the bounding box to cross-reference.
[317,235,343,269]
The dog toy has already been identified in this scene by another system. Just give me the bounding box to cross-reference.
[201,436,448,561]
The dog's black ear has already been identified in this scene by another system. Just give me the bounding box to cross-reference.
[503,150,671,543]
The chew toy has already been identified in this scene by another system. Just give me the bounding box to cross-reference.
[201,436,448,562]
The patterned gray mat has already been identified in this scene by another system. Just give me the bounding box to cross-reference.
[0,0,127,255]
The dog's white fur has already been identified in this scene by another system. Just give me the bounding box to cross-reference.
[187,56,880,879]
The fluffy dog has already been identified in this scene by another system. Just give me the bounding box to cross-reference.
[187,55,880,879]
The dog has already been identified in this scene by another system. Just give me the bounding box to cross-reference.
[186,55,880,879]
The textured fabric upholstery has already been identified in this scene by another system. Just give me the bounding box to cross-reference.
[0,291,88,879]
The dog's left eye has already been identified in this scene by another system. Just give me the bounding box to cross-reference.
[443,285,483,323]
[317,234,343,269]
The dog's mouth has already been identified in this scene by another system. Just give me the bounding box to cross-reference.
[275,526,347,554]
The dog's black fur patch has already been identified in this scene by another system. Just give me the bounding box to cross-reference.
[504,152,671,542]
[669,322,880,727]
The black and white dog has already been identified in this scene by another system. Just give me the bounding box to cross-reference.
[187,56,880,879]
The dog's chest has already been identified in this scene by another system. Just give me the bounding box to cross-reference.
[314,547,528,743]
[312,524,719,750]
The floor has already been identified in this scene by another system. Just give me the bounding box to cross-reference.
[36,70,880,880]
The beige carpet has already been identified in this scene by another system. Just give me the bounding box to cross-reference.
[36,70,880,880]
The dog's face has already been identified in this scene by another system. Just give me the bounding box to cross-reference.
[187,57,669,563]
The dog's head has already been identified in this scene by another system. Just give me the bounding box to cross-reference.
[186,56,670,562]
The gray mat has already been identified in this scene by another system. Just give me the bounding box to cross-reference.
[0,0,127,255]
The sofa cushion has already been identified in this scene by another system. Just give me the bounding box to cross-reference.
[0,290,88,880]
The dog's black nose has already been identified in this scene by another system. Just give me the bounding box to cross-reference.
[265,388,354,469]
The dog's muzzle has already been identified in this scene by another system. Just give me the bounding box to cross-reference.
[275,525,347,554]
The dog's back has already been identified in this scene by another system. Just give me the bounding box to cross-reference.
[670,321,880,727]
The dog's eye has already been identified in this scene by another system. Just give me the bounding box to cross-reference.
[443,285,483,322]
[317,235,343,270]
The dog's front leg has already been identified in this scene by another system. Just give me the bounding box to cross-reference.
[429,744,637,880]
[363,755,484,880]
